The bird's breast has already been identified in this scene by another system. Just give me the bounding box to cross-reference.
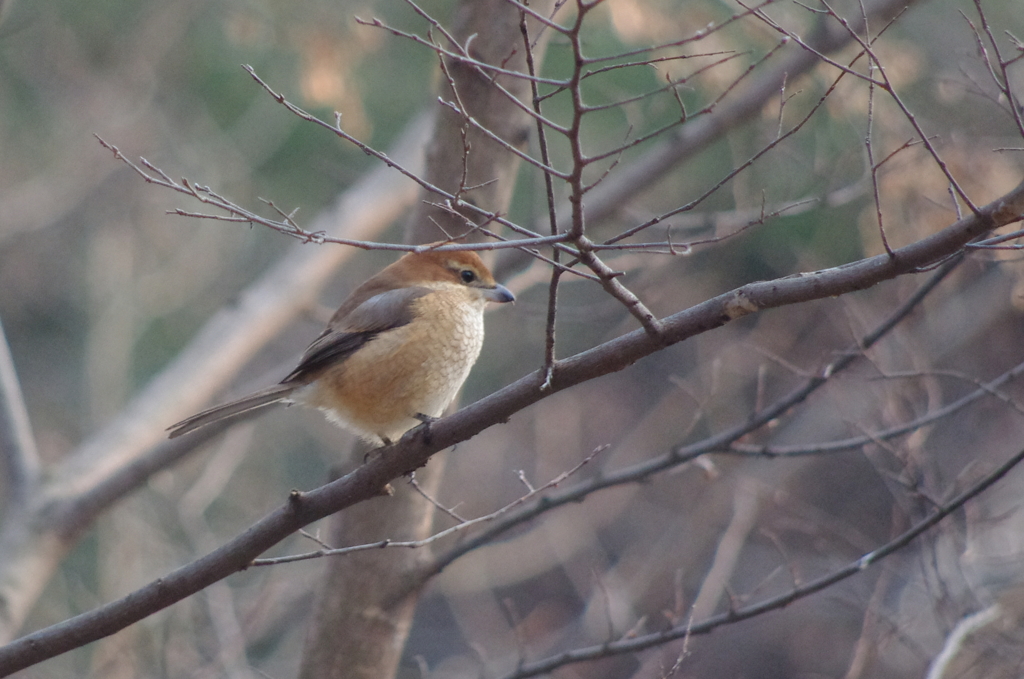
[300,290,487,442]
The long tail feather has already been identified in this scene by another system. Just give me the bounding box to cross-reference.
[167,384,296,438]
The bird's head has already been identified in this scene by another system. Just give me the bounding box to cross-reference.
[392,248,515,304]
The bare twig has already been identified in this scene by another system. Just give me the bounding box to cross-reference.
[728,357,1024,457]
[575,0,921,239]
[250,448,602,567]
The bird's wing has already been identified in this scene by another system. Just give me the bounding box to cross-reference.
[283,286,432,383]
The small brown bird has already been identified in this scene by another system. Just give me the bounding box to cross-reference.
[168,248,514,444]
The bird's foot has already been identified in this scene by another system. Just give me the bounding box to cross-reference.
[410,413,438,445]
[362,436,392,464]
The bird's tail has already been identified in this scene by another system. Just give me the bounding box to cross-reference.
[167,384,296,438]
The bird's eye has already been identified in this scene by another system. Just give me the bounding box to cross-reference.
[460,269,477,284]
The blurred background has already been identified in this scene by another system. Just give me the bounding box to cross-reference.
[2,0,1024,676]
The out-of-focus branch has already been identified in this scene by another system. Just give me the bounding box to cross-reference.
[0,316,40,516]
[0,318,50,649]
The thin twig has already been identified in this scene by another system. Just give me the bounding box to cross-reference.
[250,447,604,567]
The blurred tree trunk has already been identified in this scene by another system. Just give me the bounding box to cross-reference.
[297,2,554,677]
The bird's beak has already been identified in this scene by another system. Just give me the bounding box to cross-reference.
[483,284,515,304]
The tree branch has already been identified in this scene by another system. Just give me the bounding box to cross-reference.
[1,175,1020,677]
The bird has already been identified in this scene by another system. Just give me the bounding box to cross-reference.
[167,247,514,445]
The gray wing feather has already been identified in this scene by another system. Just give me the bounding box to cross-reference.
[282,286,430,383]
